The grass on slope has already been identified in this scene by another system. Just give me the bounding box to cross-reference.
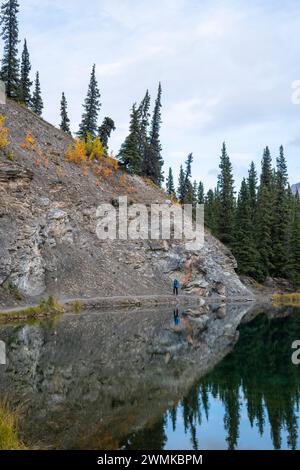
[0,401,26,450]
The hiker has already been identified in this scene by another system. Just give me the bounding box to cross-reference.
[173,279,179,296]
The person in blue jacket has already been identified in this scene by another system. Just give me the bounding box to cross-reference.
[173,279,180,296]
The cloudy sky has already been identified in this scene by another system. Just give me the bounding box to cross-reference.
[17,0,300,189]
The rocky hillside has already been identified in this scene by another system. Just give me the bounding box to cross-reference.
[0,100,252,305]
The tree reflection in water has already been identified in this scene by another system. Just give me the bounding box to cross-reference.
[122,309,300,450]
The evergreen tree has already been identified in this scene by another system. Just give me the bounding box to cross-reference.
[217,142,235,245]
[285,192,300,284]
[260,146,273,189]
[204,189,219,235]
[98,117,115,150]
[0,0,19,99]
[60,92,71,134]
[118,103,141,173]
[31,71,43,116]
[77,64,101,140]
[192,180,198,207]
[177,165,185,203]
[256,184,274,279]
[19,39,32,106]
[142,83,163,185]
[255,147,275,279]
[247,161,258,222]
[197,181,204,205]
[184,153,193,203]
[233,179,260,278]
[138,90,151,159]
[166,167,175,196]
[272,146,289,276]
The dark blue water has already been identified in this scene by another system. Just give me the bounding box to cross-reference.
[122,309,300,450]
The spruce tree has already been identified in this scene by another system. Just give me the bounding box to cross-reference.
[166,167,175,196]
[182,153,194,204]
[286,192,300,284]
[205,189,219,235]
[31,71,43,116]
[98,117,115,150]
[247,161,257,222]
[255,147,275,278]
[19,39,32,106]
[192,180,198,206]
[77,64,101,140]
[256,184,274,279]
[0,0,19,99]
[260,146,273,189]
[233,179,259,278]
[138,90,151,159]
[142,83,163,185]
[272,146,289,276]
[118,104,141,173]
[197,181,204,205]
[217,142,235,245]
[177,165,185,203]
[60,92,71,134]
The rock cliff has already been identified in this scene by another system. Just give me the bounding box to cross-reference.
[0,100,252,305]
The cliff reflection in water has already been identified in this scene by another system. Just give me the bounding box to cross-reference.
[122,309,300,450]
[1,305,300,450]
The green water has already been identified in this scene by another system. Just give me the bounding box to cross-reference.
[1,306,300,450]
[122,309,300,450]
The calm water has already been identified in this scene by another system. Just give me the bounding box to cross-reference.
[122,309,300,450]
[1,305,300,450]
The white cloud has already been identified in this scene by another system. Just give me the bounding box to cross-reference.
[15,0,300,190]
[165,98,219,130]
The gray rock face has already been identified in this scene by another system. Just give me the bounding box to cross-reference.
[0,100,253,302]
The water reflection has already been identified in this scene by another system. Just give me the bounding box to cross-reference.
[122,309,300,450]
[1,305,300,450]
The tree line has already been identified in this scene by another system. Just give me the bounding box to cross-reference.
[167,143,300,285]
[0,0,164,185]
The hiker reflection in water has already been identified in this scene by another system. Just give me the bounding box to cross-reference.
[173,308,180,326]
[181,312,194,346]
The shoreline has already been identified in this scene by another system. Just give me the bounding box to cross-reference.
[0,293,256,323]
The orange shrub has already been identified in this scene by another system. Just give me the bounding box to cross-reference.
[0,115,9,149]
[21,132,35,151]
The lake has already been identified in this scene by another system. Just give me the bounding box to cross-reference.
[0,304,300,450]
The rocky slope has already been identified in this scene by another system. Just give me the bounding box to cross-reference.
[0,100,253,306]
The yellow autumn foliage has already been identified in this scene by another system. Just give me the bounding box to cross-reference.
[65,139,87,164]
[65,136,118,180]
[0,115,9,150]
[21,132,35,151]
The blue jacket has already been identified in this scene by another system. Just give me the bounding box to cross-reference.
[173,279,179,289]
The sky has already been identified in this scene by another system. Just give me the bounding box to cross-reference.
[16,0,300,190]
